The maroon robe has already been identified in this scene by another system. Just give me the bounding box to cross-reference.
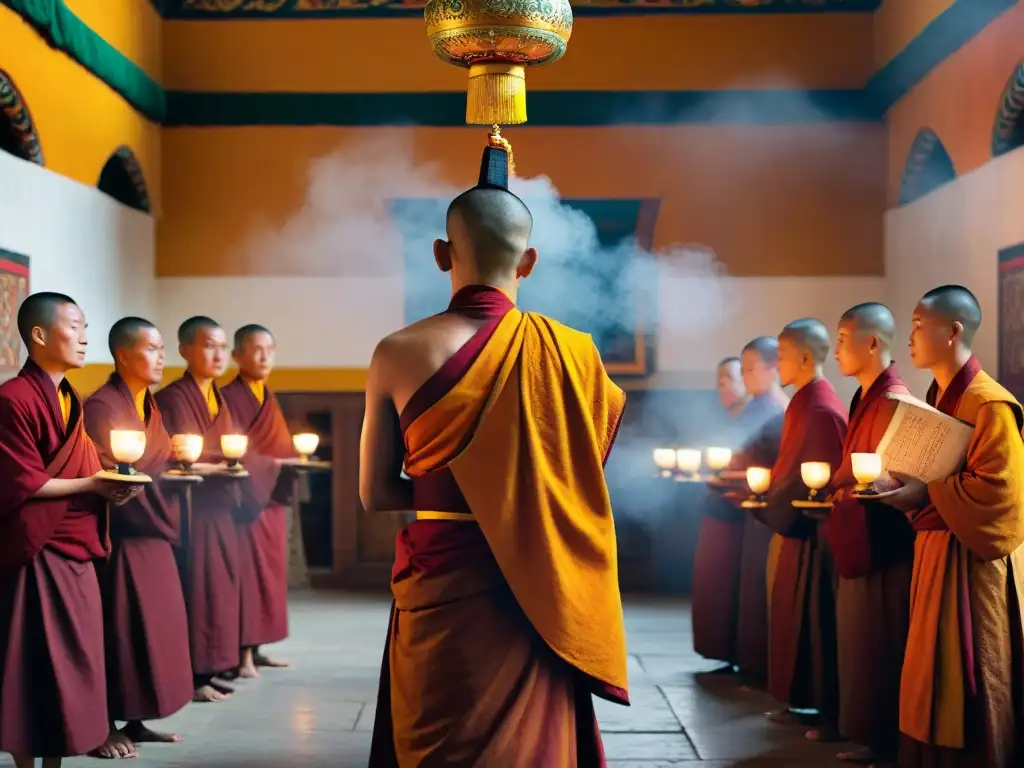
[0,360,109,757]
[369,286,614,767]
[84,374,193,721]
[155,374,241,676]
[820,364,914,758]
[755,378,847,719]
[220,377,295,647]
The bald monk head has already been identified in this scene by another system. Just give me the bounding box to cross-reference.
[178,315,228,381]
[834,302,895,383]
[909,284,982,371]
[232,324,276,382]
[715,356,746,409]
[433,187,539,293]
[109,316,165,390]
[740,336,779,397]
[777,318,831,389]
[16,291,88,373]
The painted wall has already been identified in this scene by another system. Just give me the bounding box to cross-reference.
[0,151,158,383]
[0,4,162,209]
[884,147,1024,396]
[873,0,956,72]
[886,3,1024,203]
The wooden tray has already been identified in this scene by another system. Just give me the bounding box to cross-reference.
[191,462,250,479]
[96,470,151,484]
[160,472,204,484]
[740,499,766,509]
[792,499,831,509]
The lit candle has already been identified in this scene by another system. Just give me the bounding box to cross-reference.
[292,432,320,463]
[705,447,732,472]
[851,452,883,490]
[800,461,832,501]
[675,448,702,478]
[653,447,677,477]
[171,433,203,472]
[221,434,249,470]
[746,466,771,495]
[109,430,146,475]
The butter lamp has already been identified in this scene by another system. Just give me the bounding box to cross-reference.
[221,434,249,472]
[705,447,732,473]
[851,452,883,496]
[675,449,702,481]
[99,430,151,483]
[795,461,832,508]
[170,434,203,474]
[653,447,677,478]
[292,433,320,463]
[743,466,771,509]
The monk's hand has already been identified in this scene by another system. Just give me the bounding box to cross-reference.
[882,471,929,513]
[91,478,142,505]
[829,485,851,504]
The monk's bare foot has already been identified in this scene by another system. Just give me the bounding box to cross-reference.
[120,721,182,744]
[837,746,881,764]
[806,725,842,742]
[237,663,259,679]
[765,709,800,725]
[211,678,236,694]
[254,651,291,668]
[193,684,229,702]
[89,728,139,758]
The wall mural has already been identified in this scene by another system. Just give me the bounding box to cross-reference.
[992,60,1024,158]
[998,243,1024,402]
[167,0,880,16]
[393,197,659,376]
[898,128,957,206]
[0,70,44,166]
[0,249,30,380]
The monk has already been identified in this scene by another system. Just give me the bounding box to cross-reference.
[691,357,750,671]
[884,285,1024,767]
[824,303,915,765]
[756,319,846,741]
[155,316,242,704]
[363,143,627,766]
[0,292,140,767]
[221,324,296,678]
[84,317,193,758]
[732,336,789,688]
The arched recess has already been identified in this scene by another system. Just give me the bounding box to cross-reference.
[97,146,151,213]
[898,128,957,206]
[0,69,44,166]
[992,61,1024,157]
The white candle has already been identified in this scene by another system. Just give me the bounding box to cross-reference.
[800,461,832,491]
[705,447,733,471]
[293,432,320,460]
[110,430,146,465]
[171,433,203,464]
[675,449,702,475]
[653,448,677,472]
[746,466,771,494]
[221,434,249,461]
[851,453,883,485]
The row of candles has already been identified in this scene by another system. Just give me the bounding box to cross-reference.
[108,429,322,476]
[653,446,885,500]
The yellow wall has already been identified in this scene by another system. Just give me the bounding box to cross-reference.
[64,0,163,83]
[0,5,161,208]
[163,15,875,93]
[886,4,1024,204]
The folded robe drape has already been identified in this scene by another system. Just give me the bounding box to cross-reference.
[85,373,193,721]
[0,360,109,757]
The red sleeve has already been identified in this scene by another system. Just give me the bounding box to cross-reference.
[0,394,52,513]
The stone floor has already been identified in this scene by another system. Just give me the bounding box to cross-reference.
[6,591,854,767]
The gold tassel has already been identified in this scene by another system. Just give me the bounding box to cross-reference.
[467,63,527,126]
[487,125,515,176]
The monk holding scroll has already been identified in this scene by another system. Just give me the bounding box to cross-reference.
[222,324,295,678]
[757,319,846,741]
[825,303,914,765]
[363,143,627,767]
[155,316,242,703]
[691,357,750,670]
[732,336,789,687]
[84,318,193,757]
[0,293,140,766]
[884,285,1024,767]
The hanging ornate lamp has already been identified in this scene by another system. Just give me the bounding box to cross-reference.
[425,0,573,128]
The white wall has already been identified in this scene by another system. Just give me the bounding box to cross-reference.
[0,151,157,363]
[884,147,1024,396]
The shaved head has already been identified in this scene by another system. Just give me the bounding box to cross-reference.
[840,302,895,350]
[17,292,77,345]
[718,356,740,369]
[445,187,534,276]
[178,315,221,345]
[109,316,157,356]
[779,318,831,364]
[919,285,982,344]
[234,323,273,352]
[741,336,779,366]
